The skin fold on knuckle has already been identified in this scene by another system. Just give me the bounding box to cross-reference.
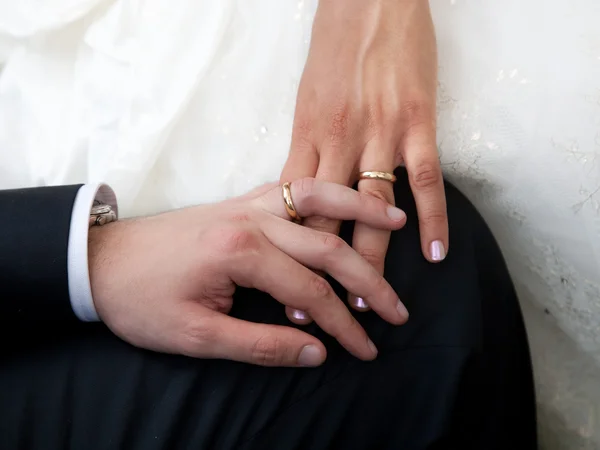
[307,274,333,300]
[304,215,338,234]
[398,98,433,125]
[399,100,436,141]
[365,101,386,136]
[250,334,286,366]
[180,317,217,357]
[219,227,262,255]
[285,134,315,176]
[357,247,386,269]
[327,103,352,144]
[199,295,233,315]
[319,233,345,253]
[410,161,442,190]
[291,112,314,142]
[363,188,394,205]
[293,177,317,209]
[421,210,448,228]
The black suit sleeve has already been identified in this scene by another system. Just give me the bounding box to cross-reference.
[0,185,83,321]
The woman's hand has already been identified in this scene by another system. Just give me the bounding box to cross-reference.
[281,0,447,315]
[89,179,408,367]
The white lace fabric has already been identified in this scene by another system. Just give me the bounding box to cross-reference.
[0,1,599,448]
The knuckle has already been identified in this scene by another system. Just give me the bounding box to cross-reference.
[365,102,385,131]
[308,275,333,300]
[319,233,346,254]
[422,210,448,226]
[327,104,351,142]
[221,227,261,254]
[399,101,435,139]
[294,177,316,200]
[399,99,432,124]
[202,296,233,315]
[293,114,313,138]
[364,188,393,204]
[305,215,338,234]
[410,161,442,190]
[251,334,284,366]
[229,213,252,223]
[366,99,405,135]
[180,317,216,355]
[358,247,386,268]
[291,127,314,154]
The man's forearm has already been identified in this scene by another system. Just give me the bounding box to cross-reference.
[0,183,117,321]
[0,185,82,320]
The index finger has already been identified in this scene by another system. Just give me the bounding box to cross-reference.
[402,125,448,262]
[350,177,395,311]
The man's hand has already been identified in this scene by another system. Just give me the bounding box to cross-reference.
[89,179,408,367]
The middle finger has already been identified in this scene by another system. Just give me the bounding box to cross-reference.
[259,215,408,325]
[279,148,352,325]
[350,139,398,311]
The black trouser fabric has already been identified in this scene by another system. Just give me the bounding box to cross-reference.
[0,169,537,450]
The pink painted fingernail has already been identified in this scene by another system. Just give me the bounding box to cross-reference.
[350,296,370,311]
[291,309,309,321]
[386,206,406,221]
[298,345,323,367]
[430,240,446,262]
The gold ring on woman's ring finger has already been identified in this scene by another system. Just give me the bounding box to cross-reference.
[358,171,397,183]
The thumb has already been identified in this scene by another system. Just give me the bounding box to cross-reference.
[181,310,327,367]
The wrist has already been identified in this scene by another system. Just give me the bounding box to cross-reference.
[87,223,115,319]
[315,0,421,31]
[318,0,419,8]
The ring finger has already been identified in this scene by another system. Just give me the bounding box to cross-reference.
[284,147,356,324]
[350,139,397,311]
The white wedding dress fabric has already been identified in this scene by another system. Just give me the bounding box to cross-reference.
[1,1,599,448]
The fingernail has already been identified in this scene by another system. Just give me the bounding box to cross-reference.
[397,300,409,320]
[350,296,369,311]
[298,345,323,367]
[291,309,309,321]
[387,206,406,222]
[430,240,446,262]
[367,339,378,356]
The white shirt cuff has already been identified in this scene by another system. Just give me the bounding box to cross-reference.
[67,184,118,322]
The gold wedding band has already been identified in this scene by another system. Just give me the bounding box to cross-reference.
[282,182,302,223]
[358,171,397,183]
